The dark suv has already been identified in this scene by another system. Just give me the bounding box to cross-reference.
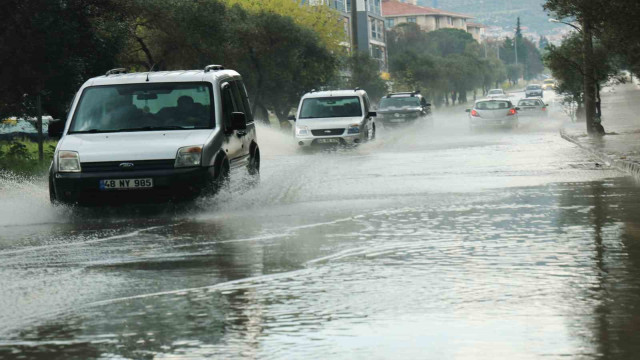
[376,91,431,127]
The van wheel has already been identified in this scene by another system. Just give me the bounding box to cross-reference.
[211,159,230,195]
[49,174,57,204]
[247,148,260,186]
[370,124,376,140]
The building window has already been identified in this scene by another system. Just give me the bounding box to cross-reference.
[385,18,395,28]
[333,0,345,11]
[447,17,452,25]
[370,19,383,40]
[407,17,417,23]
[368,0,381,15]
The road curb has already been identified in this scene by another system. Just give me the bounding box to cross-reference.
[560,128,640,180]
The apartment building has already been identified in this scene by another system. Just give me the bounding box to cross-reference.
[303,0,388,70]
[382,0,484,42]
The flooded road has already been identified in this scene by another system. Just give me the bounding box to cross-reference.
[2,92,640,359]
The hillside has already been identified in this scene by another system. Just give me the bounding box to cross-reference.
[415,0,559,35]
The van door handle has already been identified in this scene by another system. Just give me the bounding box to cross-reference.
[237,131,247,137]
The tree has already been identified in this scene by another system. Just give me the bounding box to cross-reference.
[0,0,127,120]
[544,33,617,119]
[345,52,387,103]
[228,9,338,126]
[222,0,346,53]
[387,26,495,105]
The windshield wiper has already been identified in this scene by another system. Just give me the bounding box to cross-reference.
[69,129,110,134]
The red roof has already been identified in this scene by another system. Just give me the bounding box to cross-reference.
[381,0,473,19]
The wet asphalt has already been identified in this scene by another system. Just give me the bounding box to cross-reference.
[1,91,640,359]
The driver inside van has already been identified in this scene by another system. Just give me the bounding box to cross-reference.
[176,96,208,126]
[158,96,208,127]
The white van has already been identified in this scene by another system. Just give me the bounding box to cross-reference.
[289,89,376,147]
[49,66,260,205]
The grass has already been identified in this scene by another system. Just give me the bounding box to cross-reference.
[0,139,57,176]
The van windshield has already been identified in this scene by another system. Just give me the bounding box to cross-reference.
[69,82,213,133]
[300,97,362,119]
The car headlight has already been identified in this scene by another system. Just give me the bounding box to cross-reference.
[58,151,81,172]
[347,124,360,134]
[296,125,309,136]
[175,145,202,168]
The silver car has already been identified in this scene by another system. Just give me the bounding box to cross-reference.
[517,98,549,118]
[466,99,519,130]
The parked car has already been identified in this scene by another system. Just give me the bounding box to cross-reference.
[376,91,431,127]
[517,98,548,118]
[487,88,507,99]
[49,65,260,205]
[290,89,376,147]
[525,84,543,97]
[542,79,556,91]
[466,99,519,130]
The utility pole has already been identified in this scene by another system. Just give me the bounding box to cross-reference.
[36,94,43,162]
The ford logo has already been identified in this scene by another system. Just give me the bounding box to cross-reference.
[324,130,332,134]
[119,162,135,168]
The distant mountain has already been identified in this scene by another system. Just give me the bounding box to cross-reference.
[415,0,560,36]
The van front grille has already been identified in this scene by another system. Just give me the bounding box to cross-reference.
[311,128,345,136]
[81,159,175,173]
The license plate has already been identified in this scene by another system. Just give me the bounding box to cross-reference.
[317,138,339,144]
[100,178,153,190]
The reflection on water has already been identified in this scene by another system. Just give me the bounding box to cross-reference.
[1,176,640,359]
[2,119,640,359]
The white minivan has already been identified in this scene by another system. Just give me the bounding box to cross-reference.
[289,89,377,147]
[49,66,260,205]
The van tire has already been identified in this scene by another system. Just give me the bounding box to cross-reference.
[211,157,230,195]
[49,174,57,204]
[247,147,260,187]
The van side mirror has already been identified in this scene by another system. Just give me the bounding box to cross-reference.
[425,103,431,107]
[368,111,377,118]
[465,109,471,113]
[515,107,521,111]
[47,119,65,139]
[230,112,247,131]
[287,115,296,121]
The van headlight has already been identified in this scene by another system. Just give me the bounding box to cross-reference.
[58,151,81,172]
[295,125,309,137]
[347,124,360,134]
[175,145,202,168]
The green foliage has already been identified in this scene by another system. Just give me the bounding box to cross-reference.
[0,0,127,120]
[543,33,617,105]
[345,53,388,103]
[544,0,640,77]
[0,140,57,176]
[498,19,544,81]
[387,26,507,105]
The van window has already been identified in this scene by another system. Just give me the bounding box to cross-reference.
[236,81,254,123]
[221,83,236,132]
[68,82,213,133]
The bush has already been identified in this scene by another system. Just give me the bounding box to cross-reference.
[0,139,57,176]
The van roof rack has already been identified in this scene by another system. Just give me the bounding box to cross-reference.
[105,68,127,76]
[386,90,420,98]
[204,64,225,72]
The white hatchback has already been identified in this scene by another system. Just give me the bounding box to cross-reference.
[290,89,377,147]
